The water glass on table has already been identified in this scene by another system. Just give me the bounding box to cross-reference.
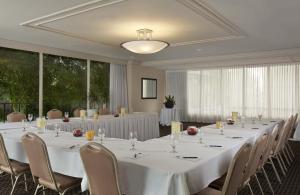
[129,131,137,151]
[170,133,178,153]
[98,128,106,144]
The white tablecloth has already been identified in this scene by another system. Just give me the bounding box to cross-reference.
[293,122,300,140]
[160,108,180,126]
[45,113,160,141]
[1,120,278,195]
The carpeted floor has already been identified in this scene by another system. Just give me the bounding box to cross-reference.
[1,123,300,195]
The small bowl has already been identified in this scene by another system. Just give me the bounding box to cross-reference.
[187,126,198,135]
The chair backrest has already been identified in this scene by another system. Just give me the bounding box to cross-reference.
[221,143,252,195]
[289,113,298,138]
[259,124,280,168]
[21,133,57,188]
[6,112,26,122]
[73,108,83,117]
[0,134,13,173]
[47,109,62,119]
[274,116,293,153]
[243,133,268,184]
[99,108,110,115]
[80,142,121,195]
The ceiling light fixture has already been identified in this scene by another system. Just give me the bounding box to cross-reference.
[121,29,169,54]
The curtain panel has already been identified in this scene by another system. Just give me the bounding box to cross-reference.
[166,64,300,122]
[109,64,128,113]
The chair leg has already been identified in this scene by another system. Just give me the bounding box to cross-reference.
[275,155,286,176]
[24,174,28,192]
[262,167,274,194]
[10,175,20,195]
[278,153,288,172]
[282,148,291,166]
[287,142,295,158]
[254,174,265,195]
[247,183,254,195]
[34,184,43,195]
[10,174,14,187]
[285,145,294,162]
[269,157,282,183]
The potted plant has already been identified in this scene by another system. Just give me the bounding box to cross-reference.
[164,95,176,109]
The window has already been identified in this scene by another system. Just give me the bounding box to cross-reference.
[43,54,87,116]
[169,63,300,122]
[0,47,39,121]
[89,60,110,109]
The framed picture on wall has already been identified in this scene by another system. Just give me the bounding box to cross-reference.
[141,78,157,99]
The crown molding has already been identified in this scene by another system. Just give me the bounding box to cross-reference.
[21,0,245,48]
[0,37,128,64]
[142,48,300,70]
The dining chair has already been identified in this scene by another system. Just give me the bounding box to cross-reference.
[6,112,26,122]
[80,142,122,195]
[242,133,269,195]
[0,134,30,195]
[47,109,63,119]
[285,113,298,159]
[256,124,280,194]
[209,133,268,195]
[194,143,252,195]
[99,108,110,115]
[21,132,81,195]
[270,116,293,176]
[73,108,84,117]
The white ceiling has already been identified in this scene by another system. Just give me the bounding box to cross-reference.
[1,0,300,68]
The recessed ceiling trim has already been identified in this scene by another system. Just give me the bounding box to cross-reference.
[20,0,245,47]
[142,48,300,70]
[176,0,244,36]
[21,0,127,26]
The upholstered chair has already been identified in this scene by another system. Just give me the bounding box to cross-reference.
[80,142,122,195]
[6,112,26,122]
[21,133,81,195]
[73,108,84,117]
[194,143,252,195]
[255,124,280,194]
[99,108,110,115]
[209,133,269,194]
[47,109,63,119]
[0,134,30,195]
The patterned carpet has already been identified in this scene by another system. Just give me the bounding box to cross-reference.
[1,128,300,195]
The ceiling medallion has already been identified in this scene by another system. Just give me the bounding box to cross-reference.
[121,29,169,54]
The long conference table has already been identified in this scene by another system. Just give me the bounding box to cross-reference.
[0,113,160,141]
[0,119,279,195]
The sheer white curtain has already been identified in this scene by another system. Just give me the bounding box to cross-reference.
[166,71,188,121]
[109,64,128,113]
[167,63,300,122]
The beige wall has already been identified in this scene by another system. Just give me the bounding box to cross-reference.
[127,61,165,114]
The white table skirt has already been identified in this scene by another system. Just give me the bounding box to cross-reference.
[1,120,279,195]
[45,113,160,141]
[160,108,180,126]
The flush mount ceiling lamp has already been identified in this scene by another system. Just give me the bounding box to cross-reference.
[121,29,169,54]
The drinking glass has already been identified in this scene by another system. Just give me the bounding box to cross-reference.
[258,114,263,121]
[198,129,205,144]
[22,119,26,131]
[54,124,59,137]
[64,112,69,118]
[219,122,224,135]
[98,128,105,144]
[129,131,137,151]
[170,134,178,153]
[28,114,33,124]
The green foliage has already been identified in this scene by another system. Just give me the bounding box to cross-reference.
[0,47,39,118]
[0,47,110,120]
[43,54,87,115]
[164,95,176,105]
[90,61,110,108]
